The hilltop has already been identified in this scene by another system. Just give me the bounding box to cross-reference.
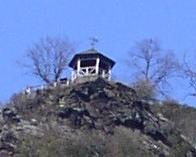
[0,78,196,157]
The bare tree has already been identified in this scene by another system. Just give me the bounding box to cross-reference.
[181,56,196,97]
[24,36,75,84]
[128,38,178,98]
[132,79,156,99]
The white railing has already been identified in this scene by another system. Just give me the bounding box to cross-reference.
[79,66,96,76]
[71,67,112,81]
[24,79,71,95]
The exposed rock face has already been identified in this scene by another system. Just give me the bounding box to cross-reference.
[0,78,196,157]
[0,108,43,156]
[2,108,21,123]
[152,102,196,146]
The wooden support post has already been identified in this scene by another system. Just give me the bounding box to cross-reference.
[71,71,75,81]
[108,69,112,81]
[77,59,81,75]
[102,70,105,78]
[96,57,100,74]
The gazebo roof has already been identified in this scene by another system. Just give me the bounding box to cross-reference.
[69,48,115,68]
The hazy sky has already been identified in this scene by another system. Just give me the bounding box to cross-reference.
[0,0,196,105]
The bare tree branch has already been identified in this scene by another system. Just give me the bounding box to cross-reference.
[128,38,178,98]
[181,56,196,96]
[23,36,75,84]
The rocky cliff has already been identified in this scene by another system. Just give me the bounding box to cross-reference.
[0,78,195,157]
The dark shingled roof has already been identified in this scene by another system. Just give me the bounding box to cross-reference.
[69,48,116,68]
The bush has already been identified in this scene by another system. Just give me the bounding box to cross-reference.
[132,79,156,100]
[17,125,156,157]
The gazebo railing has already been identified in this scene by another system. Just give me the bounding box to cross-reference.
[79,66,96,76]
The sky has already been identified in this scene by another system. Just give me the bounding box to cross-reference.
[0,0,196,106]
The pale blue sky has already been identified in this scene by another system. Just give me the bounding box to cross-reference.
[0,0,196,105]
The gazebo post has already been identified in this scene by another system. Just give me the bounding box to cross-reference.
[108,68,112,81]
[102,70,105,78]
[71,71,75,82]
[77,58,81,75]
[95,57,100,74]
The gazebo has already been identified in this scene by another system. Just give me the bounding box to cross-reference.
[69,48,115,83]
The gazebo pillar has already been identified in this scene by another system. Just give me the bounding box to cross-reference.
[95,57,100,74]
[102,70,106,78]
[71,71,75,82]
[108,69,112,81]
[77,58,81,75]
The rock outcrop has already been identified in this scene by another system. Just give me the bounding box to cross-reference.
[0,78,195,157]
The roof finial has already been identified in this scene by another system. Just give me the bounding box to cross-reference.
[89,37,99,49]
